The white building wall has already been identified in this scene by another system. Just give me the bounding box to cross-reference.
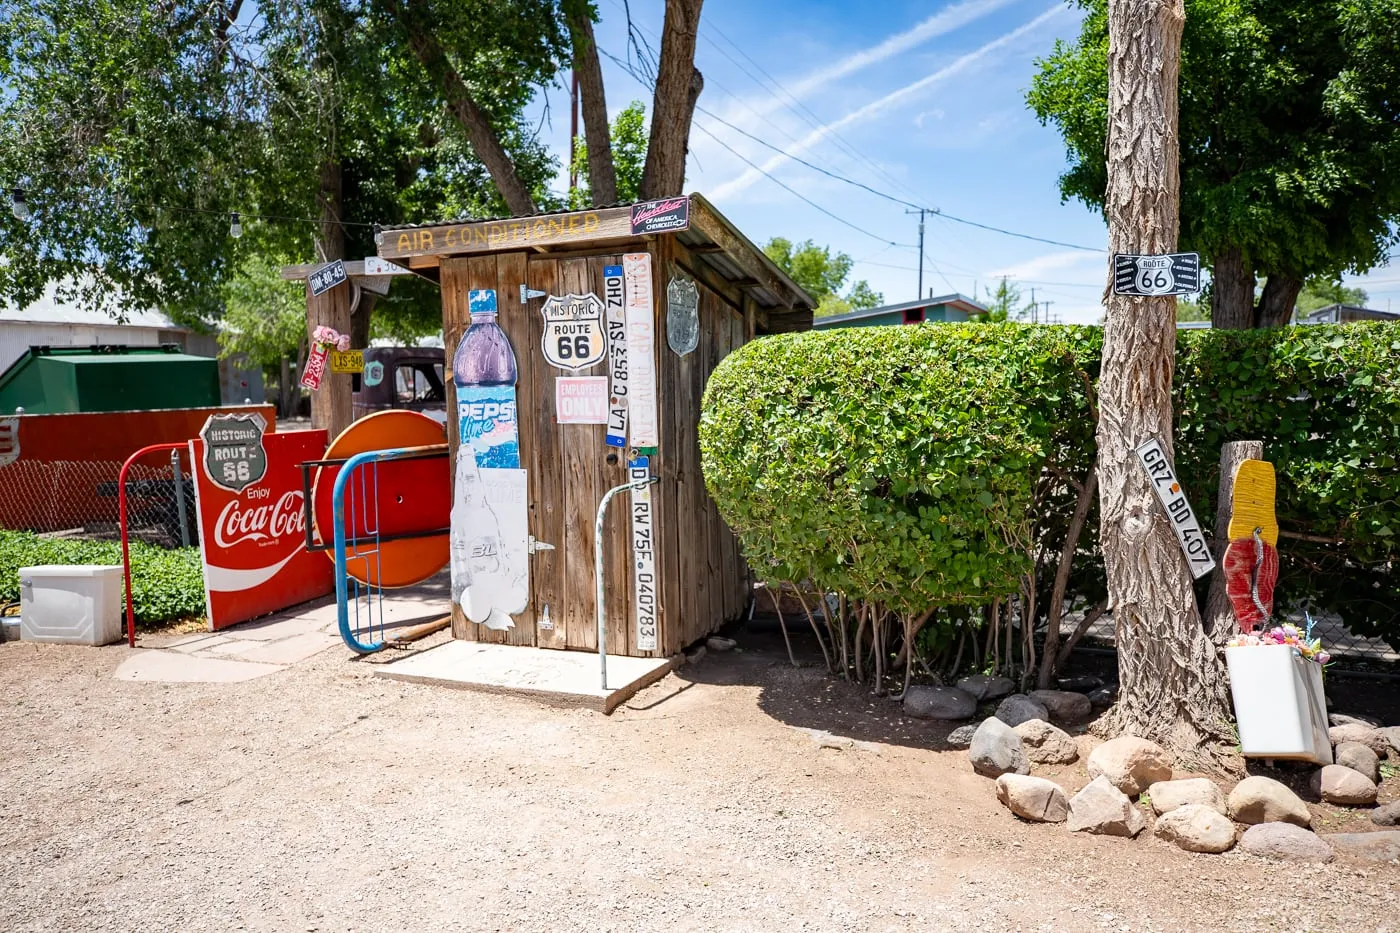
[0,322,167,373]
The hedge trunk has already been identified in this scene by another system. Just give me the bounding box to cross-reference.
[1098,0,1234,765]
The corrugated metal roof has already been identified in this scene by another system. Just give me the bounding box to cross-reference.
[0,280,184,330]
[815,293,988,326]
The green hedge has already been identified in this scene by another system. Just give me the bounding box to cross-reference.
[0,529,206,625]
[700,323,1400,642]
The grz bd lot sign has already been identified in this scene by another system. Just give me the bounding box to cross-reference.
[1113,252,1200,297]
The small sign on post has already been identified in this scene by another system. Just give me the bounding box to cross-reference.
[1136,438,1216,579]
[1112,252,1200,297]
[330,350,364,374]
[308,259,348,296]
[199,412,268,493]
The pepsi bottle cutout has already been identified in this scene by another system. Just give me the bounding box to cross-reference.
[453,289,520,469]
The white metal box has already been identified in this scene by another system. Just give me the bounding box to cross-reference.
[18,565,125,646]
[1225,643,1331,764]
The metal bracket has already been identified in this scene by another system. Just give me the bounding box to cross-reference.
[520,285,547,303]
[528,536,555,554]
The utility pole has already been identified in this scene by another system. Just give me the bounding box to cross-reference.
[906,208,928,300]
[1042,300,1054,324]
[1030,287,1037,324]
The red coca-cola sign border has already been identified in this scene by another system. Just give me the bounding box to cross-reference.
[189,428,335,630]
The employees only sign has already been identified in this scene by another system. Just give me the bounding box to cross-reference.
[555,376,609,424]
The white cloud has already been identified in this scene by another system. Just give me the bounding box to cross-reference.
[988,249,1104,281]
[709,4,1068,201]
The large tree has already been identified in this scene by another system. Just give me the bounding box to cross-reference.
[762,238,883,317]
[1029,0,1400,329]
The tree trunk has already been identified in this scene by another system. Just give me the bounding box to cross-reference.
[316,157,346,263]
[1037,465,1098,688]
[1098,0,1234,766]
[380,0,537,216]
[1255,274,1302,327]
[1210,247,1254,329]
[640,0,705,200]
[565,1,617,205]
[1203,440,1263,645]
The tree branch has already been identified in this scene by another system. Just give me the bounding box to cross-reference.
[564,1,617,205]
[640,0,704,199]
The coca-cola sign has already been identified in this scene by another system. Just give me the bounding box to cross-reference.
[629,197,690,235]
[189,429,334,630]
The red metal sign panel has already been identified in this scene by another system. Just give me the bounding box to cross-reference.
[189,428,334,630]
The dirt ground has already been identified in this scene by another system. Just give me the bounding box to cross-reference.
[1,619,1397,933]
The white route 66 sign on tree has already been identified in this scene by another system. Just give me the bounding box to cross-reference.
[539,293,607,371]
[1113,252,1201,297]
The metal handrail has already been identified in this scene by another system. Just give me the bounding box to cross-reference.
[118,442,189,646]
[594,475,660,690]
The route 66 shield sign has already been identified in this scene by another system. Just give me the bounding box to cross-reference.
[540,293,607,371]
[200,413,268,493]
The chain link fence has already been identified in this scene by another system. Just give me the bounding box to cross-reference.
[0,448,199,549]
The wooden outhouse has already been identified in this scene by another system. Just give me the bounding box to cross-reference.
[377,194,814,658]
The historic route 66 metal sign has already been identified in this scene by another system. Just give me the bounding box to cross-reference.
[200,413,268,493]
[539,293,607,371]
[666,274,699,357]
[1113,252,1201,297]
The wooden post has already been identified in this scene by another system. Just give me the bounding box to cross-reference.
[1203,440,1263,643]
[306,281,353,441]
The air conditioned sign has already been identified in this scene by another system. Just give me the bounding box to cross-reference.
[189,429,335,630]
[540,293,607,371]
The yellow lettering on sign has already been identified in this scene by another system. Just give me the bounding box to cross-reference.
[420,230,434,250]
[532,219,546,239]
[489,224,505,245]
[547,218,563,236]
[567,215,579,233]
[444,227,458,248]
[508,222,522,241]
[583,213,599,233]
[397,233,412,252]
[474,226,488,245]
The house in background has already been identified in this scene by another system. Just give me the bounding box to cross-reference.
[0,282,263,404]
[812,293,988,330]
[1298,303,1400,324]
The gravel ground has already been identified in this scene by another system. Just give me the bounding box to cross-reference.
[1,626,1397,933]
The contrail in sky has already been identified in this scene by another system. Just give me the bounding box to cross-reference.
[710,4,1067,201]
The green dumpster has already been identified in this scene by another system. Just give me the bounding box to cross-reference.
[0,345,222,414]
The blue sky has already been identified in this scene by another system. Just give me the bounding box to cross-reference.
[527,0,1399,323]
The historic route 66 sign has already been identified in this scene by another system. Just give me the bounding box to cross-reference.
[540,293,607,371]
[1113,252,1201,297]
[200,413,268,493]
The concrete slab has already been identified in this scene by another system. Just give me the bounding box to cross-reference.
[114,651,285,684]
[374,641,677,713]
[201,639,265,658]
[165,634,232,653]
[236,631,341,665]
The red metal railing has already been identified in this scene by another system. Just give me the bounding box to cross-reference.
[118,442,190,646]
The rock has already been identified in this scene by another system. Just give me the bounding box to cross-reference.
[902,685,977,721]
[956,674,1016,702]
[1086,736,1173,796]
[1145,777,1227,816]
[1329,712,1381,729]
[968,716,1030,778]
[1238,823,1334,862]
[705,636,736,652]
[995,774,1069,823]
[945,723,980,749]
[1028,689,1093,723]
[1153,803,1236,853]
[1334,742,1381,784]
[995,694,1049,728]
[1328,723,1390,757]
[1323,831,1400,863]
[1370,801,1400,827]
[1066,776,1146,837]
[1378,726,1400,758]
[1310,764,1378,806]
[1055,674,1103,693]
[1227,776,1312,827]
[1013,719,1079,764]
[1087,686,1117,709]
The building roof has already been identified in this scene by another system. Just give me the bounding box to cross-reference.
[814,293,989,327]
[0,280,186,331]
[354,194,815,334]
[1299,303,1400,324]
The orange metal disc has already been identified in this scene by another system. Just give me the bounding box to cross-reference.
[311,410,451,588]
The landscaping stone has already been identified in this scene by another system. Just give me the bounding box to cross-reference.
[945,722,981,750]
[902,685,978,721]
[1144,777,1227,816]
[994,774,1069,823]
[1087,686,1117,709]
[1055,674,1103,693]
[1310,764,1378,806]
[1334,742,1380,784]
[705,636,737,652]
[1028,689,1092,723]
[1086,736,1173,796]
[1153,803,1236,853]
[1013,719,1079,765]
[1227,776,1311,827]
[1329,712,1380,729]
[1370,801,1400,827]
[995,694,1049,728]
[968,716,1030,778]
[1328,723,1390,757]
[956,674,1016,702]
[1378,726,1400,758]
[1238,823,1334,862]
[1323,831,1400,863]
[1066,776,1146,837]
